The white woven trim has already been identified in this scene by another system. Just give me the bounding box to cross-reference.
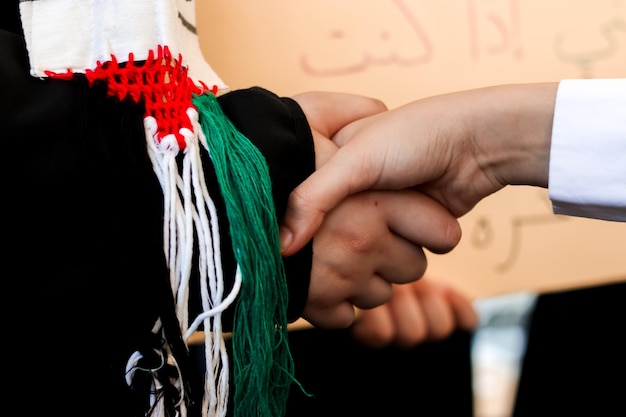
[19,0,227,91]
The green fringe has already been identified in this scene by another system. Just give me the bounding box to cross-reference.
[192,92,295,417]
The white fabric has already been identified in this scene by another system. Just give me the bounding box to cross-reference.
[19,0,227,91]
[549,78,626,222]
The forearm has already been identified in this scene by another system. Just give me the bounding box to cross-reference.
[461,82,557,189]
[356,83,557,216]
[441,79,626,221]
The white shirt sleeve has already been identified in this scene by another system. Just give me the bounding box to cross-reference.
[548,78,626,222]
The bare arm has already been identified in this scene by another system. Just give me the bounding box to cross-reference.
[281,83,558,256]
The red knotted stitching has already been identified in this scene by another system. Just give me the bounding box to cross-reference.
[47,45,218,150]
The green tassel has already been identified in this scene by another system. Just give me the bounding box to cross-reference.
[193,92,295,417]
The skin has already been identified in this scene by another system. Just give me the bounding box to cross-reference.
[351,278,478,349]
[293,91,471,330]
[282,83,557,257]
[282,84,556,339]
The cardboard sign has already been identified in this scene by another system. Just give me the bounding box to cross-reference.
[198,0,626,299]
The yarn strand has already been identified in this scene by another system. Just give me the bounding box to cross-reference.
[193,92,295,417]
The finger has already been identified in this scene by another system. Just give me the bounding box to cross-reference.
[292,91,387,137]
[375,246,427,284]
[378,190,462,254]
[373,233,427,284]
[332,114,377,147]
[412,282,455,340]
[348,273,393,310]
[350,305,395,349]
[325,190,429,284]
[443,286,479,331]
[280,150,368,256]
[312,129,339,168]
[301,301,357,329]
[388,284,429,348]
[282,117,420,255]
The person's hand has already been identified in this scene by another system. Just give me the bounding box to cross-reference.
[292,91,462,328]
[303,184,462,328]
[350,277,479,349]
[281,83,557,256]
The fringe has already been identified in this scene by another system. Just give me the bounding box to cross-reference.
[47,45,294,417]
[193,92,296,417]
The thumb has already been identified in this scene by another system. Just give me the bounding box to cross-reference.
[280,152,359,256]
[279,199,324,257]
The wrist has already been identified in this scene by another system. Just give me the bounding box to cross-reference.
[470,83,557,189]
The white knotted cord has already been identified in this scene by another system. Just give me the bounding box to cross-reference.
[122,113,242,417]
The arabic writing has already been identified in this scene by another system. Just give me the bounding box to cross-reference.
[298,0,624,78]
[300,0,523,76]
[554,17,626,77]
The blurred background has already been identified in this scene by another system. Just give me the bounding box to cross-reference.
[198,1,626,415]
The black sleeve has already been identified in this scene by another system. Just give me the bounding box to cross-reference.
[0,0,21,34]
[2,25,314,415]
[217,87,315,322]
[3,0,318,411]
[3,0,315,322]
[2,27,185,416]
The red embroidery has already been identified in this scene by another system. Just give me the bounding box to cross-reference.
[47,45,219,150]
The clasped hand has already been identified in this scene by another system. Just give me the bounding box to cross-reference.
[287,91,477,345]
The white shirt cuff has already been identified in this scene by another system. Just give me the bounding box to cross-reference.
[549,78,626,222]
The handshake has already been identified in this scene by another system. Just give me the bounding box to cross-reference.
[280,79,626,346]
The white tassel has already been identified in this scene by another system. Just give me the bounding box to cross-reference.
[140,111,241,417]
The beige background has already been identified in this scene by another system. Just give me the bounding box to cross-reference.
[198,0,626,299]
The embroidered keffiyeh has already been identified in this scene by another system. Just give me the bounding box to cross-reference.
[19,1,295,416]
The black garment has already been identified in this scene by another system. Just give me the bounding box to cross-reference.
[284,328,475,417]
[512,282,626,417]
[217,88,314,320]
[2,10,314,417]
